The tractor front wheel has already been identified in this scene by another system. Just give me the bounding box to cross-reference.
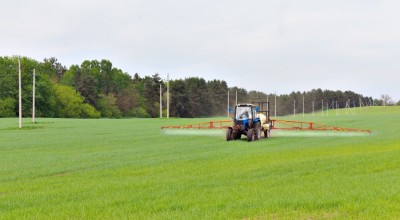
[226,128,233,141]
[255,128,261,140]
[234,132,241,140]
[264,130,270,138]
[247,129,255,142]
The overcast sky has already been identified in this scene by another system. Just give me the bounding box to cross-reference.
[1,0,399,101]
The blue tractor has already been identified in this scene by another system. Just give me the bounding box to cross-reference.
[226,104,262,142]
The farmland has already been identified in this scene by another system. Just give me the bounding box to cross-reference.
[1,106,400,219]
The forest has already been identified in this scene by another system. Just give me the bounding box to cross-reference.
[0,56,392,118]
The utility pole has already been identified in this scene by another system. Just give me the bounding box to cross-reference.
[32,69,36,123]
[336,100,338,116]
[274,91,277,117]
[326,103,329,116]
[167,73,169,118]
[322,99,324,116]
[302,95,305,118]
[18,57,22,129]
[159,84,162,118]
[312,100,314,117]
[227,90,230,118]
[293,99,296,117]
[235,90,238,106]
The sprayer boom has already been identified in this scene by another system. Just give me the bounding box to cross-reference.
[161,119,371,134]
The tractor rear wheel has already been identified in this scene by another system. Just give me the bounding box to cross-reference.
[247,129,255,142]
[226,128,233,141]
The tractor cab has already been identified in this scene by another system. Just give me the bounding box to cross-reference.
[235,105,253,119]
[234,104,257,127]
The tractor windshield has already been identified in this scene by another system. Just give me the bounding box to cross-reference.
[235,106,252,120]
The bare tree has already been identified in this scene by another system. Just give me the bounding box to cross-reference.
[381,94,393,106]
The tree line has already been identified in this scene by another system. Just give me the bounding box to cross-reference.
[0,56,396,118]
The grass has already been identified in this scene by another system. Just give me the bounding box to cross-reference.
[1,106,400,219]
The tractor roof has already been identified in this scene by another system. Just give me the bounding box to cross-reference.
[237,104,254,107]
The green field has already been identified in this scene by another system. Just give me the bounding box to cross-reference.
[1,106,400,219]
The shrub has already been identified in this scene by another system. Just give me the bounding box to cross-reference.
[0,98,16,117]
[130,107,150,118]
[54,84,100,118]
[81,103,101,118]
[97,94,122,118]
